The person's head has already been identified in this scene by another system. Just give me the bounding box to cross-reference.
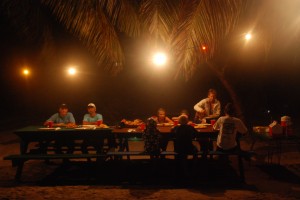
[180,109,189,118]
[178,114,189,125]
[207,89,217,103]
[58,104,68,117]
[224,103,235,116]
[147,117,157,129]
[157,108,166,119]
[87,103,96,114]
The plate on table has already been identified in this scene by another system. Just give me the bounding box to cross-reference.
[157,123,173,127]
[194,124,208,129]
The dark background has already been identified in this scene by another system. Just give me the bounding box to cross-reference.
[0,10,299,129]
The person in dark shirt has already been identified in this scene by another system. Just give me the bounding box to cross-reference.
[142,118,161,158]
[173,114,197,159]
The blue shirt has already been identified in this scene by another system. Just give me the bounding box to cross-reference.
[83,113,103,122]
[47,112,75,124]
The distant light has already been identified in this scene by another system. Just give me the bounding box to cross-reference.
[202,46,207,50]
[68,67,76,75]
[152,52,167,67]
[245,33,252,41]
[23,69,30,76]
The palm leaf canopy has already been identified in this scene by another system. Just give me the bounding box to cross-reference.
[1,0,248,79]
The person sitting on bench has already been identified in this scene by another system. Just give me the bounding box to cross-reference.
[213,103,248,153]
[142,118,161,158]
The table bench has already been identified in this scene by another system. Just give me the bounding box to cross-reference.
[3,153,107,181]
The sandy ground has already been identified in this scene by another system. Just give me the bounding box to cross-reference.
[0,129,300,200]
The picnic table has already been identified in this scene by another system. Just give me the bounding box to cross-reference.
[4,124,252,182]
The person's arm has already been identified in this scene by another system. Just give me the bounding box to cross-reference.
[193,99,206,113]
[236,119,248,135]
[66,113,76,127]
[44,113,57,126]
[214,100,221,117]
[165,116,173,123]
[213,118,222,130]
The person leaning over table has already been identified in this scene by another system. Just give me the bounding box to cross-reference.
[153,108,173,124]
[43,104,76,154]
[193,88,221,124]
[213,103,248,155]
[81,103,116,157]
[153,108,173,154]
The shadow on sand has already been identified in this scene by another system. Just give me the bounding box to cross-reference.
[15,158,256,190]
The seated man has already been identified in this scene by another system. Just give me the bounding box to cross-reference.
[81,103,106,156]
[44,104,76,154]
[213,103,248,152]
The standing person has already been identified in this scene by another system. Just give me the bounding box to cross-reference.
[213,103,248,152]
[82,103,103,125]
[44,104,76,154]
[153,108,173,153]
[193,88,221,124]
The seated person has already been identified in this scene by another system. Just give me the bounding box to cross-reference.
[152,108,173,152]
[81,103,113,156]
[142,118,161,158]
[213,103,248,152]
[153,108,173,125]
[172,109,193,125]
[44,104,76,154]
[172,115,197,159]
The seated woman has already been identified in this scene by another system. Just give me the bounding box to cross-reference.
[213,103,248,152]
[172,115,197,159]
[152,108,173,152]
[142,118,161,158]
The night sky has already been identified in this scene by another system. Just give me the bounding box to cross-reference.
[0,2,300,128]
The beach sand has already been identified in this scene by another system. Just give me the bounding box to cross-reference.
[0,129,300,199]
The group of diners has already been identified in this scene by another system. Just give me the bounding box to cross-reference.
[43,88,248,159]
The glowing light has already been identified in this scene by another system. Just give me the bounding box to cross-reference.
[152,52,167,67]
[245,33,252,41]
[68,67,76,75]
[22,69,30,76]
[202,46,207,50]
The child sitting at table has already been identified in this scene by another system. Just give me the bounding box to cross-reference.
[152,108,173,153]
[172,114,197,158]
[142,118,161,158]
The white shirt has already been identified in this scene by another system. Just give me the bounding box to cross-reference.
[213,116,247,150]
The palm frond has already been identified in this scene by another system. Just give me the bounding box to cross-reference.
[170,0,246,80]
[42,0,139,74]
[139,0,179,44]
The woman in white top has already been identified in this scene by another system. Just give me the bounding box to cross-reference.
[213,103,248,151]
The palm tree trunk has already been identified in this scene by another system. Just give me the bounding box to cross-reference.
[207,62,245,122]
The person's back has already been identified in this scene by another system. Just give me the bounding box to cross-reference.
[213,103,247,151]
[174,124,196,154]
[173,115,197,155]
[143,118,160,155]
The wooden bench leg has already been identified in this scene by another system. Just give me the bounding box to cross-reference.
[238,155,245,182]
[15,160,25,181]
